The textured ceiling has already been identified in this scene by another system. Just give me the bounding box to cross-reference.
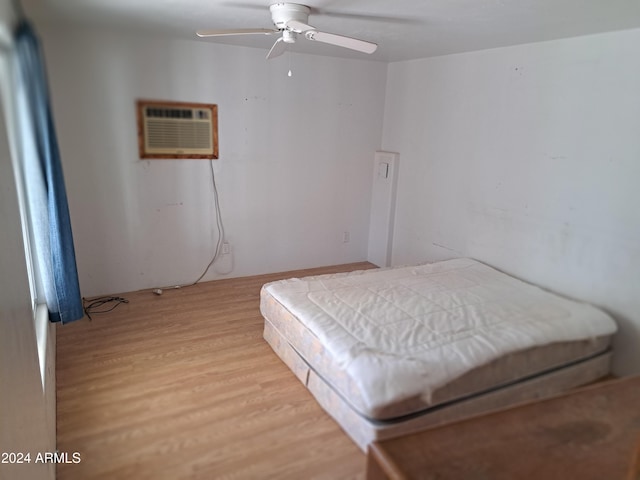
[22,0,640,62]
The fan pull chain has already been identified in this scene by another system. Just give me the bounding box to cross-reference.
[288,49,292,77]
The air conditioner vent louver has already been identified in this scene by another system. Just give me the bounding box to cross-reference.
[137,101,218,159]
[146,119,212,150]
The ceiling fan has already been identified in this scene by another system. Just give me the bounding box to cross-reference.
[196,3,378,59]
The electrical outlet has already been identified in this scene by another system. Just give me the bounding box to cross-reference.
[343,231,350,243]
[222,242,230,255]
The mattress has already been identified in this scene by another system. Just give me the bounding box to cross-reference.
[263,318,612,451]
[261,258,616,421]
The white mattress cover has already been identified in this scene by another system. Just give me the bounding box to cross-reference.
[263,258,617,414]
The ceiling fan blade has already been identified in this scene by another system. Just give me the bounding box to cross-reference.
[266,37,287,60]
[285,19,315,33]
[197,28,277,37]
[304,31,377,54]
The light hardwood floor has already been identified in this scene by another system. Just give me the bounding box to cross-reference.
[56,263,376,480]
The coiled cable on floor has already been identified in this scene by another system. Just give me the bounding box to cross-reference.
[82,296,129,321]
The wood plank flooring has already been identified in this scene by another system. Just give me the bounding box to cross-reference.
[56,263,375,480]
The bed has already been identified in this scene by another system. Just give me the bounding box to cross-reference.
[260,258,617,451]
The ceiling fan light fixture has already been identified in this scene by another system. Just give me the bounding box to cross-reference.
[282,29,297,43]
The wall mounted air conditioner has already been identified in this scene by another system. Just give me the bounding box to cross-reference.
[136,100,218,159]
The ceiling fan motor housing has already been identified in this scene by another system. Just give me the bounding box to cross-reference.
[270,3,311,30]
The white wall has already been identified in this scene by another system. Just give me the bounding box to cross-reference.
[37,26,386,297]
[382,29,640,375]
[0,2,56,476]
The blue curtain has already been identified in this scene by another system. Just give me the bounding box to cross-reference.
[13,21,83,323]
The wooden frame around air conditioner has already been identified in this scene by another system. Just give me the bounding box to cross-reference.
[136,100,219,160]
